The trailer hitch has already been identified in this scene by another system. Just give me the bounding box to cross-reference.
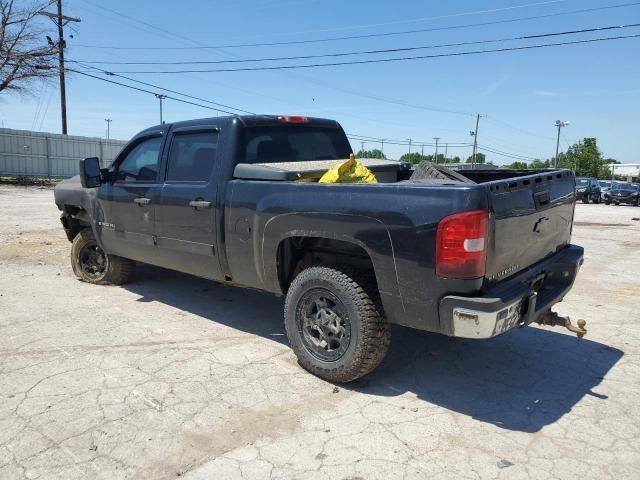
[536,311,587,338]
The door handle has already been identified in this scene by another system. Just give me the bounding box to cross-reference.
[133,197,151,206]
[189,200,212,209]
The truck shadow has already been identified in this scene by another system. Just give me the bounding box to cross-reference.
[350,326,623,433]
[125,265,623,434]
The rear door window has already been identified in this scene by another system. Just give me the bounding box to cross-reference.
[166,132,219,182]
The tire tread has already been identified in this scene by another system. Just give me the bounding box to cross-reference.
[71,229,135,285]
[284,266,390,383]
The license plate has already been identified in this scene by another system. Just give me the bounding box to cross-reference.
[494,300,524,334]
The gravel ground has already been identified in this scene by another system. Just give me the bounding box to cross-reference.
[0,185,639,480]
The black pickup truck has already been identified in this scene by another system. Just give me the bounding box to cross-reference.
[54,115,585,382]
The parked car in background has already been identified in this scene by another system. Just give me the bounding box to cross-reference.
[599,180,612,201]
[603,183,640,206]
[575,177,601,204]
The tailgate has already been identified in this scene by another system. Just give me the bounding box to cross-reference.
[484,170,575,284]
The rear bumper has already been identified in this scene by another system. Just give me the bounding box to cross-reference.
[438,245,584,339]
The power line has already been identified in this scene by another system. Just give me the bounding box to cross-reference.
[478,144,542,161]
[66,69,242,116]
[73,62,255,114]
[347,133,471,147]
[59,69,571,162]
[230,1,575,38]
[92,33,640,74]
[70,23,640,65]
[71,1,640,50]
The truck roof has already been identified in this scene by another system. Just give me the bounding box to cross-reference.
[136,115,342,138]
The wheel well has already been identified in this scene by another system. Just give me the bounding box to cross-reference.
[60,205,90,241]
[277,236,377,293]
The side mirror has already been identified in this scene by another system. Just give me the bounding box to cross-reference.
[80,157,102,188]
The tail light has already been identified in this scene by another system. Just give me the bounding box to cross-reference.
[436,209,488,279]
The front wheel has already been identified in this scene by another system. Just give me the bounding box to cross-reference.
[71,229,135,285]
[582,194,589,204]
[593,195,601,204]
[605,200,611,205]
[284,266,390,383]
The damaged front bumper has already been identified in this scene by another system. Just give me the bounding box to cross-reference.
[438,245,584,339]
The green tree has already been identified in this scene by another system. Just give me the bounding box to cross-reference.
[400,152,427,164]
[355,149,386,159]
[529,159,550,169]
[465,153,486,164]
[552,138,616,179]
[599,158,618,179]
[505,161,529,169]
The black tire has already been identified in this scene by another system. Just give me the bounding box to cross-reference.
[70,229,135,285]
[605,200,611,205]
[582,194,589,204]
[284,266,390,383]
[593,195,601,204]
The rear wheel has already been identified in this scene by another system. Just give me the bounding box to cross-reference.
[71,229,135,285]
[284,266,390,383]
[605,199,611,205]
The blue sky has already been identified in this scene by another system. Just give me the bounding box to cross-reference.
[2,0,639,163]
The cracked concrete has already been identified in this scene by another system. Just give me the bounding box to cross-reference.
[0,185,638,479]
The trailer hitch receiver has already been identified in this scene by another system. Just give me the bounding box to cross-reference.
[536,311,587,338]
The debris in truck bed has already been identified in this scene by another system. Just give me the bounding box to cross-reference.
[408,161,475,184]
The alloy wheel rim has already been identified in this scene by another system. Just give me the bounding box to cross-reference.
[79,243,108,279]
[297,288,351,362]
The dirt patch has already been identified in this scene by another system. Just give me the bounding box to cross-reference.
[0,177,60,187]
[0,228,68,265]
[614,286,640,297]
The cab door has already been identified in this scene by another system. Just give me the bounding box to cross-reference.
[95,134,165,265]
[154,127,223,281]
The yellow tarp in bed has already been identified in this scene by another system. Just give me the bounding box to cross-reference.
[318,154,378,184]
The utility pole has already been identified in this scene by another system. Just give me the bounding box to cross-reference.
[56,1,67,134]
[360,141,365,155]
[433,137,441,164]
[38,2,81,135]
[471,113,481,169]
[156,94,167,124]
[444,143,448,163]
[380,139,384,157]
[421,144,424,160]
[407,138,412,155]
[104,119,112,139]
[554,120,569,168]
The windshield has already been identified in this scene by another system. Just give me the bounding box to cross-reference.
[600,181,611,188]
[576,179,588,186]
[241,126,352,164]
